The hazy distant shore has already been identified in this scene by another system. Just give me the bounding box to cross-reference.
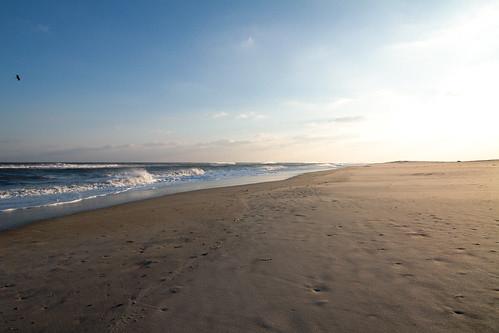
[0,161,498,332]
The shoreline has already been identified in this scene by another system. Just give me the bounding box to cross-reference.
[1,161,498,332]
[0,166,342,232]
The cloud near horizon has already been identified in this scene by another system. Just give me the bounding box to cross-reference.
[236,112,266,120]
[1,131,357,163]
[1,1,498,162]
[211,112,229,119]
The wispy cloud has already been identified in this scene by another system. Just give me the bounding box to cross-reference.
[210,111,266,120]
[305,116,364,128]
[387,3,499,64]
[34,24,50,33]
[211,112,229,119]
[333,116,364,123]
[240,36,255,48]
[236,112,266,120]
[3,125,360,162]
[283,98,353,113]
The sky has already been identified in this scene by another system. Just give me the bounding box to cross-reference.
[1,0,498,163]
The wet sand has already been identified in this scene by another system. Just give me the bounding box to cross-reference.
[1,161,498,332]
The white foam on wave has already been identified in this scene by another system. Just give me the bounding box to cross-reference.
[260,165,286,172]
[0,169,157,199]
[169,167,205,177]
[317,163,338,168]
[210,162,237,166]
[106,168,157,187]
[0,168,206,200]
[0,183,104,199]
[151,167,205,183]
[0,188,137,213]
[46,198,84,207]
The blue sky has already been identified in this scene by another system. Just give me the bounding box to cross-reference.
[1,0,498,162]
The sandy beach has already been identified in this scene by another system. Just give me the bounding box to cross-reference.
[0,161,498,332]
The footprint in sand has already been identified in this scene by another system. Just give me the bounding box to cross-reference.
[312,299,329,306]
[169,286,181,294]
[254,317,273,329]
[407,231,429,238]
[309,284,330,298]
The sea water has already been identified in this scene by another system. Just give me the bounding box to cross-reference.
[0,162,341,230]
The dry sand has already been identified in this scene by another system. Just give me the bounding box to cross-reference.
[0,161,498,332]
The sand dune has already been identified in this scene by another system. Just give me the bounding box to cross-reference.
[1,161,498,332]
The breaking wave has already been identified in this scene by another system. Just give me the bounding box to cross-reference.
[317,163,339,168]
[0,163,341,214]
[210,162,237,166]
[106,168,157,187]
[0,168,206,201]
[260,165,287,172]
[164,168,205,177]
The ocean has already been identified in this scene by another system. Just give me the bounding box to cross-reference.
[0,162,341,230]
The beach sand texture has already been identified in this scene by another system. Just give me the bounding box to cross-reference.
[0,161,498,332]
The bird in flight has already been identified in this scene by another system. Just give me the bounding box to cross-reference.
[16,74,21,81]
